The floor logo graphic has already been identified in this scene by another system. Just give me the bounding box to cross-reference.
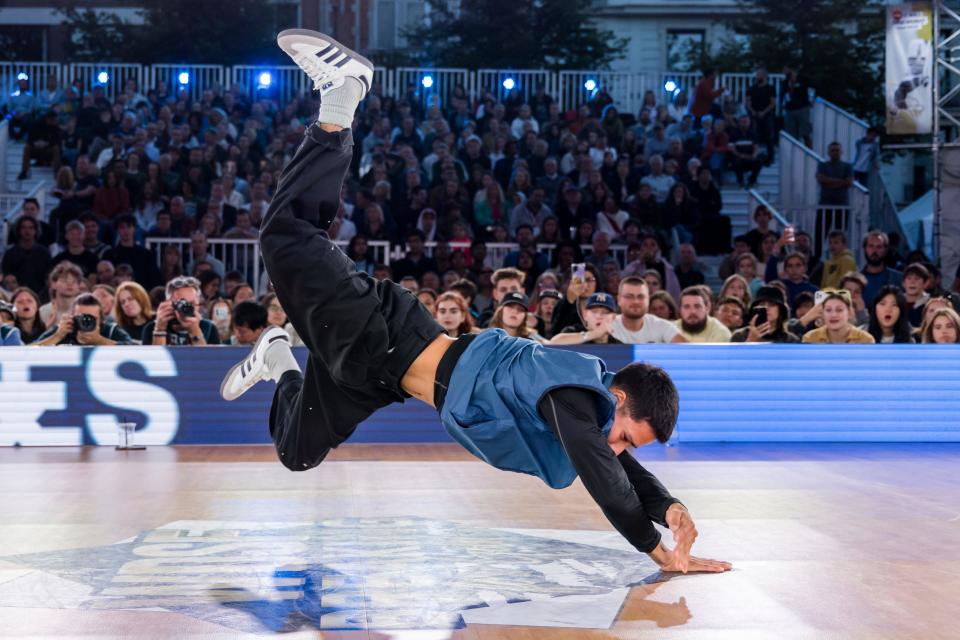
[1,518,659,632]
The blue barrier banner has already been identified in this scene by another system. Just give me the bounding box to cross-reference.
[1,345,958,446]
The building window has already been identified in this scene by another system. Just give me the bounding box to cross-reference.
[666,30,705,71]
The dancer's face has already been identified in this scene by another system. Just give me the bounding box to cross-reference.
[607,388,657,455]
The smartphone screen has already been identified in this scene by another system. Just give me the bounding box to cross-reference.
[754,307,768,325]
[572,263,586,280]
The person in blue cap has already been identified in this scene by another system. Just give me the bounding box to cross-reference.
[221,28,731,576]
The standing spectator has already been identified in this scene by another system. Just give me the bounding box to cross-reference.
[611,277,686,343]
[802,290,875,343]
[867,285,915,344]
[675,287,731,343]
[852,127,880,185]
[715,296,746,332]
[51,220,99,276]
[815,142,854,246]
[549,292,621,345]
[729,116,763,187]
[104,215,162,289]
[920,307,960,344]
[11,287,45,344]
[691,68,724,124]
[113,281,154,343]
[860,230,904,305]
[488,292,540,340]
[2,218,51,294]
[730,286,799,343]
[782,65,812,146]
[433,291,475,338]
[35,293,133,346]
[745,68,776,163]
[18,110,62,180]
[700,119,731,186]
[39,262,83,328]
[742,206,775,260]
[142,276,220,346]
[901,262,932,328]
[688,166,722,220]
[552,263,600,333]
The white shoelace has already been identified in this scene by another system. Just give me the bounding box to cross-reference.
[294,53,336,90]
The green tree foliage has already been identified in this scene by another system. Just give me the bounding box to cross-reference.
[58,0,295,64]
[405,0,627,70]
[694,0,884,122]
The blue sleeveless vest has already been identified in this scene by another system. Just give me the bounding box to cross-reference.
[439,329,617,489]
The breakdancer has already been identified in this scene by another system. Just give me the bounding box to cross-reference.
[222,29,731,575]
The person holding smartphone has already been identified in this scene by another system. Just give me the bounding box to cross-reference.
[730,286,799,343]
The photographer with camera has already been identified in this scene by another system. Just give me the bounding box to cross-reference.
[0,300,23,346]
[142,276,221,346]
[34,294,132,346]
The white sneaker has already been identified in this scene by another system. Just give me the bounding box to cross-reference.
[220,326,292,401]
[277,28,374,99]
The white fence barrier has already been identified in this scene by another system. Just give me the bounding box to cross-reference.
[147,64,228,101]
[0,61,61,97]
[474,69,559,105]
[231,65,308,104]
[812,97,868,159]
[68,63,145,101]
[394,67,470,110]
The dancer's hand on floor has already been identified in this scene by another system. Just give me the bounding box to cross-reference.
[652,546,732,574]
[665,503,697,571]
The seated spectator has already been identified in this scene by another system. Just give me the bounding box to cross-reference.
[91,284,116,322]
[113,281,154,343]
[231,282,256,305]
[81,213,110,259]
[595,196,630,241]
[549,292,621,345]
[532,288,561,339]
[730,286,799,343]
[7,197,56,247]
[18,110,62,181]
[765,236,819,309]
[433,291,475,338]
[40,262,83,328]
[35,293,132,346]
[416,289,438,308]
[228,301,269,346]
[649,290,678,321]
[802,290,875,344]
[509,186,551,236]
[719,274,752,308]
[476,267,525,327]
[0,300,23,346]
[734,252,764,297]
[393,229,439,282]
[920,307,960,344]
[187,231,226,278]
[642,269,663,295]
[688,166,722,220]
[675,287,731,343]
[611,276,687,343]
[743,205,775,259]
[222,210,259,240]
[622,234,682,301]
[640,155,674,204]
[207,298,233,343]
[114,263,135,285]
[2,217,51,294]
[715,296,746,332]
[488,292,542,341]
[143,276,221,345]
[104,215,162,289]
[901,262,931,328]
[839,271,870,327]
[11,287,45,344]
[663,183,700,245]
[867,285,915,344]
[861,230,904,305]
[700,119,731,186]
[813,230,858,289]
[552,264,600,333]
[52,220,99,276]
[261,292,288,328]
[675,243,706,289]
[93,170,132,224]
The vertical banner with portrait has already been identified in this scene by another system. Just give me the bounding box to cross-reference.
[886,3,933,135]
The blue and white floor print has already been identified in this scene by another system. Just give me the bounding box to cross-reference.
[0,518,663,632]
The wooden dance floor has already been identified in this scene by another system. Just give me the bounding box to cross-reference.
[0,442,956,638]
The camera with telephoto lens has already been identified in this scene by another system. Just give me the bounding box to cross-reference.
[74,313,97,332]
[172,299,195,317]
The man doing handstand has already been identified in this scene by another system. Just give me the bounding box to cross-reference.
[222,29,731,575]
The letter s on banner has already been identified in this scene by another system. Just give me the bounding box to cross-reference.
[85,347,180,445]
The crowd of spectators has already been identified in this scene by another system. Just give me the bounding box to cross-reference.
[2,68,959,348]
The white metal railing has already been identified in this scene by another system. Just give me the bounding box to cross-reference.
[394,67,470,111]
[474,69,559,106]
[147,64,228,101]
[0,61,61,97]
[812,97,868,159]
[144,237,392,297]
[779,132,869,262]
[68,63,144,101]
[558,70,652,114]
[419,240,632,270]
[747,188,790,229]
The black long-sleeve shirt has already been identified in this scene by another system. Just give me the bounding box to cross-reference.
[538,386,680,553]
